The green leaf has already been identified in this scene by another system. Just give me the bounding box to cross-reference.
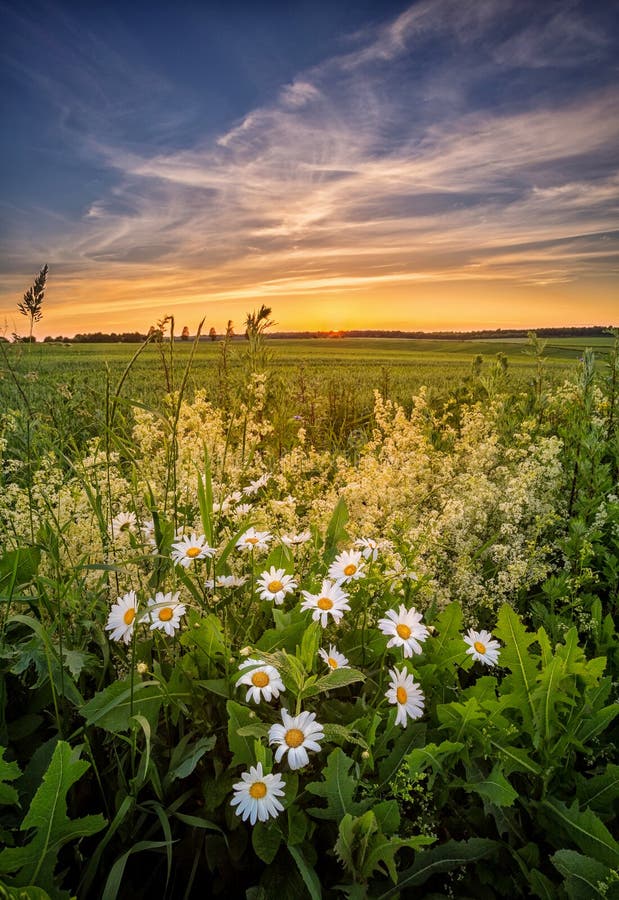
[551,849,615,899]
[167,734,216,781]
[0,749,21,807]
[226,700,257,768]
[495,604,539,731]
[463,765,518,807]
[82,679,181,733]
[576,764,619,814]
[324,497,349,561]
[406,740,464,788]
[380,838,499,896]
[541,799,619,868]
[528,868,557,900]
[180,613,226,673]
[0,884,52,899]
[0,548,40,590]
[488,740,542,776]
[302,666,365,699]
[377,723,427,787]
[288,845,322,900]
[252,822,282,865]
[306,748,367,821]
[0,742,105,894]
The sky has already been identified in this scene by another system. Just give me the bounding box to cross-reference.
[0,0,618,337]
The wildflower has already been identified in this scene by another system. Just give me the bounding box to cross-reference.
[243,474,270,496]
[269,708,324,769]
[463,628,501,666]
[281,531,312,547]
[378,604,429,657]
[318,644,349,671]
[354,537,380,560]
[386,667,425,727]
[171,533,215,568]
[105,590,139,644]
[236,658,286,703]
[256,567,298,605]
[236,528,272,552]
[136,661,148,675]
[147,591,186,636]
[205,574,249,590]
[110,511,136,536]
[235,503,253,517]
[300,579,351,627]
[328,549,365,584]
[141,518,158,552]
[230,762,285,825]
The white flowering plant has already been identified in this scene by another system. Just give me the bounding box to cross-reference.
[1,337,618,898]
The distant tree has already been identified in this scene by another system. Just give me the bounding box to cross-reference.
[18,264,48,343]
[209,326,217,341]
[181,325,190,341]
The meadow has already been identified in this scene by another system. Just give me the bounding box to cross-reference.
[0,331,618,899]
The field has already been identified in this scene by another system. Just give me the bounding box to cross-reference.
[1,333,618,899]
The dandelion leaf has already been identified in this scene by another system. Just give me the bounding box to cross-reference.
[391,837,499,892]
[575,764,619,815]
[541,799,619,869]
[0,749,21,807]
[0,741,105,895]
[226,700,256,768]
[306,748,367,821]
[495,604,538,731]
[463,764,518,807]
[550,849,616,900]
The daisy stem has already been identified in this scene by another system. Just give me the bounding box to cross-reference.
[129,615,138,779]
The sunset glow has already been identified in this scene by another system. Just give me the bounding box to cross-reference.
[1,0,617,337]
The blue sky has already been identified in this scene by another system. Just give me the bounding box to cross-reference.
[1,0,618,334]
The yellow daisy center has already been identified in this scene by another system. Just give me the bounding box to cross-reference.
[343,564,357,576]
[396,623,411,640]
[249,781,267,799]
[317,597,333,610]
[285,728,305,748]
[246,537,259,545]
[158,607,174,622]
[327,657,338,669]
[474,640,486,654]
[251,671,270,688]
[268,580,284,592]
[396,686,408,704]
[186,546,202,558]
[123,608,136,626]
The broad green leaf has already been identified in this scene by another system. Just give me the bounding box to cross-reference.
[179,613,226,671]
[0,742,105,894]
[528,868,557,900]
[288,845,322,900]
[226,700,257,768]
[0,749,21,807]
[377,723,427,787]
[0,548,41,590]
[576,764,619,814]
[463,765,518,807]
[489,740,542,776]
[252,822,282,864]
[406,740,464,788]
[82,679,181,733]
[167,734,216,781]
[551,849,615,899]
[495,604,539,732]
[306,748,367,821]
[0,884,52,899]
[379,838,499,896]
[301,666,365,699]
[324,496,349,561]
[541,798,619,868]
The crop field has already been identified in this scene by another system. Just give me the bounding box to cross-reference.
[0,332,618,899]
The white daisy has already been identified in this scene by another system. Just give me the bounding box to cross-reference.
[236,528,272,552]
[105,590,139,644]
[243,474,270,496]
[318,645,350,671]
[147,591,186,636]
[268,708,324,770]
[230,762,285,825]
[256,567,298,605]
[378,604,429,657]
[234,503,253,517]
[300,579,351,627]
[281,531,312,547]
[386,667,425,727]
[171,533,215,568]
[141,518,158,552]
[328,549,365,584]
[354,537,380,560]
[235,658,286,703]
[110,511,136,537]
[463,628,501,666]
[205,574,249,590]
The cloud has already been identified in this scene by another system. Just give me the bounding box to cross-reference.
[1,0,617,330]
